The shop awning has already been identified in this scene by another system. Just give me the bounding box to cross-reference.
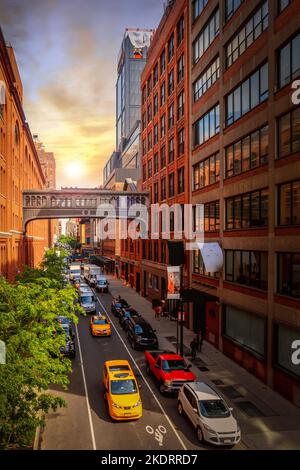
[197,242,223,273]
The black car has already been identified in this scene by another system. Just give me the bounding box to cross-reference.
[118,307,140,328]
[111,298,129,317]
[56,316,76,359]
[126,318,158,350]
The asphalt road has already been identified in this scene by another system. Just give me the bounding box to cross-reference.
[41,289,241,451]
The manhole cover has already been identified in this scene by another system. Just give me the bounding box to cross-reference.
[236,401,266,417]
[211,379,225,386]
[222,385,243,399]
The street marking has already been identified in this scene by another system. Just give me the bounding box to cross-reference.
[75,323,97,451]
[95,293,187,450]
[146,425,167,446]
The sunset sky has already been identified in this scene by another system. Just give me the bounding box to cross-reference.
[0,0,164,187]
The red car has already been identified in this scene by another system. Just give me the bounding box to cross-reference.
[145,350,196,395]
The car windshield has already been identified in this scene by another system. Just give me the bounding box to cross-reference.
[81,296,93,303]
[134,325,144,335]
[162,359,188,371]
[93,318,108,325]
[199,400,230,418]
[98,280,106,285]
[71,269,81,274]
[111,379,137,395]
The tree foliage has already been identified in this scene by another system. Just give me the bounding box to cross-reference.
[0,249,80,449]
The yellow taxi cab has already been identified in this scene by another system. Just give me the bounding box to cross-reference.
[90,315,111,337]
[103,360,142,420]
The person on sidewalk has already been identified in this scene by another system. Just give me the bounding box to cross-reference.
[154,305,161,320]
[190,338,198,360]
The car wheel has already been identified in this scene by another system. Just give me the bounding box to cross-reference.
[177,401,184,416]
[159,382,165,395]
[196,427,204,443]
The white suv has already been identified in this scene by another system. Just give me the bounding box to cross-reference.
[177,382,241,446]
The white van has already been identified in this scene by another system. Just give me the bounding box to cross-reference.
[79,288,96,314]
[95,275,109,293]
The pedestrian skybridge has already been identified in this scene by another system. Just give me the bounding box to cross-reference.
[22,188,149,232]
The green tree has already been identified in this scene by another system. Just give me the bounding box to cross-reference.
[58,235,79,250]
[0,273,80,448]
[16,247,68,286]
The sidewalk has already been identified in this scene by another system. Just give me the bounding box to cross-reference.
[107,276,300,450]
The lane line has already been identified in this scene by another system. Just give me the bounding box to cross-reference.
[95,292,187,451]
[75,323,97,451]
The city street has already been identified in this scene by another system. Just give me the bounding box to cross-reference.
[40,287,244,451]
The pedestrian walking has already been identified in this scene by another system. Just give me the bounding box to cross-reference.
[154,305,161,320]
[190,338,198,360]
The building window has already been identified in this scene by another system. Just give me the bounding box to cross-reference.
[193,250,219,277]
[177,91,184,120]
[278,253,300,299]
[147,76,152,96]
[143,164,147,182]
[192,0,209,22]
[154,94,158,116]
[278,0,291,14]
[14,122,20,146]
[154,182,159,203]
[142,139,146,156]
[168,69,174,95]
[225,125,268,178]
[278,107,300,158]
[224,305,265,357]
[154,124,158,145]
[161,114,166,138]
[153,63,158,85]
[178,128,184,156]
[177,15,184,45]
[147,104,152,123]
[161,177,166,200]
[203,201,220,232]
[226,1,268,69]
[193,8,219,64]
[161,145,166,168]
[154,153,159,174]
[142,86,146,105]
[168,33,174,62]
[225,62,268,126]
[160,50,166,74]
[275,324,300,378]
[168,103,174,129]
[168,138,174,163]
[278,180,300,226]
[226,189,268,230]
[161,243,166,264]
[142,112,146,130]
[225,250,268,290]
[177,167,184,194]
[148,131,152,151]
[193,104,220,147]
[177,54,184,83]
[193,56,220,102]
[278,32,300,89]
[148,159,152,178]
[160,82,166,106]
[193,153,220,190]
[169,172,175,197]
[225,0,244,22]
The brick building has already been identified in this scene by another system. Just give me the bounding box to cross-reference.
[140,0,190,301]
[189,0,300,404]
[0,28,50,280]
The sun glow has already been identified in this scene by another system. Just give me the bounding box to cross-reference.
[65,162,84,179]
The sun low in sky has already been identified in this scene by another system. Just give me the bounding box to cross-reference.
[0,0,164,188]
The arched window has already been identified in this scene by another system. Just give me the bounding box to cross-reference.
[14,122,20,146]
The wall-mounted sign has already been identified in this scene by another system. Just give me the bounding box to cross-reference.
[167,266,180,300]
[197,242,223,273]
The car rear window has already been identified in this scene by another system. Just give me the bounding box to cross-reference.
[109,365,130,372]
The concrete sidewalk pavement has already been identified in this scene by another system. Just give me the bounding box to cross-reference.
[107,275,300,450]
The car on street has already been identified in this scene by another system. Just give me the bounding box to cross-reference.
[126,317,158,350]
[177,382,241,446]
[56,316,76,359]
[103,360,142,421]
[90,315,111,337]
[145,350,196,394]
[79,288,97,314]
[111,298,129,317]
[95,275,109,293]
[119,307,140,328]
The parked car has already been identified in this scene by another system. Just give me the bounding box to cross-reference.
[90,315,111,337]
[103,360,142,421]
[145,350,196,394]
[126,318,158,350]
[111,298,129,317]
[177,382,241,446]
[119,307,140,328]
[56,316,75,359]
